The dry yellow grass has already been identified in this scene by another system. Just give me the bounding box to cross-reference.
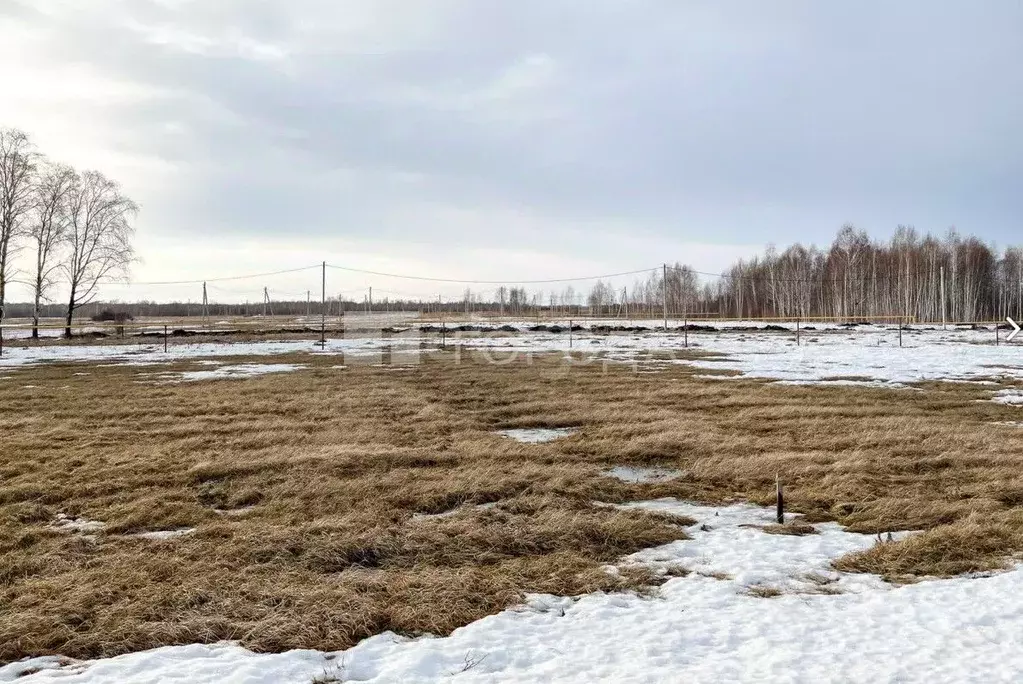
[2,348,1023,663]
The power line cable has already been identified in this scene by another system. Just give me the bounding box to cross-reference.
[325,263,655,285]
[129,264,322,286]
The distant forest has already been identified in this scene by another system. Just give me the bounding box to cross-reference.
[6,226,1022,324]
[701,225,1022,322]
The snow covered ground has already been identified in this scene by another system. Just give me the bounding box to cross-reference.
[1,325,1023,394]
[4,499,1020,683]
[0,338,425,370]
[3,326,1022,391]
[140,363,305,383]
[458,325,1023,386]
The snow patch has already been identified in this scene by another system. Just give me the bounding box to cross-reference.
[496,427,577,443]
[992,389,1023,405]
[127,528,195,541]
[146,364,304,383]
[213,507,256,517]
[50,514,106,534]
[604,466,684,483]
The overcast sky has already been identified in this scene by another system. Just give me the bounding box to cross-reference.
[2,0,1021,303]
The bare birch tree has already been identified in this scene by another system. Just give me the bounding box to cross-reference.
[61,170,138,337]
[29,163,76,338]
[0,128,39,321]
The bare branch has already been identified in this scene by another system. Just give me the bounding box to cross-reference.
[61,169,138,337]
[0,127,40,318]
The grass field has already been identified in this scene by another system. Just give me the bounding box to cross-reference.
[2,348,1023,664]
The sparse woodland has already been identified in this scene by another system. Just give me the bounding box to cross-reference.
[711,225,1023,322]
[0,128,137,337]
[584,227,1023,322]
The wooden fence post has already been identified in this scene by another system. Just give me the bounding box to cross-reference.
[776,475,785,524]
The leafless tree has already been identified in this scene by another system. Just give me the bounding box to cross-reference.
[29,163,76,338]
[0,128,39,321]
[61,170,138,337]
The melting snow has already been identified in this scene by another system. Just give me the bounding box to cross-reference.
[496,428,577,443]
[3,327,1023,388]
[992,389,1023,405]
[5,499,1021,683]
[212,507,256,517]
[460,326,1023,385]
[0,338,428,370]
[604,466,684,483]
[147,364,304,383]
[50,514,106,534]
[127,528,195,541]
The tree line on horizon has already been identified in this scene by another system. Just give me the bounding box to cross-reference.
[13,223,1018,327]
[564,225,1022,323]
[707,225,1023,322]
[0,127,138,337]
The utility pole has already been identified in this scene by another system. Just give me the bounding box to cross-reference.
[623,286,629,321]
[662,263,668,331]
[940,265,946,329]
[369,286,373,314]
[320,261,326,346]
[306,290,310,317]
[263,287,268,318]
[202,282,209,328]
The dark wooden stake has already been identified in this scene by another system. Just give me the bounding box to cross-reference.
[776,474,785,524]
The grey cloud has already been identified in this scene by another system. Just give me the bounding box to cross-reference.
[7,0,1023,253]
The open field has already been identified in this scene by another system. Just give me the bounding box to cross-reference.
[6,339,1023,662]
[2,329,1023,681]
[2,312,1014,346]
